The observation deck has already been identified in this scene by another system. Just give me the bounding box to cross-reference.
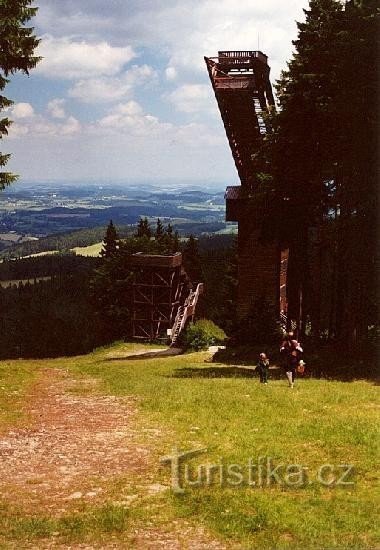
[204,51,275,189]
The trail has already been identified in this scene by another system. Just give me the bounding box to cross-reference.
[0,366,227,549]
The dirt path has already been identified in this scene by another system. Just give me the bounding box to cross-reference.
[0,367,227,549]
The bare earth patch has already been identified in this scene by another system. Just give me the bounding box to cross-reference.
[0,367,227,549]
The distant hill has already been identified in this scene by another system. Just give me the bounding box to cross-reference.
[1,221,234,258]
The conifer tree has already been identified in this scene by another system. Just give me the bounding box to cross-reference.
[155,218,164,240]
[265,0,378,342]
[136,217,152,238]
[100,220,119,258]
[182,235,202,282]
[173,230,180,253]
[0,0,41,189]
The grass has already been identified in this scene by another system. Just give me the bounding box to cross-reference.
[0,502,130,544]
[71,242,103,256]
[0,342,379,548]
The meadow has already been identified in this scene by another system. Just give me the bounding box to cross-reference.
[0,343,378,548]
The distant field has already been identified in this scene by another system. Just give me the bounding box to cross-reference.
[24,250,59,258]
[178,204,225,212]
[21,243,103,258]
[214,224,238,234]
[71,242,103,257]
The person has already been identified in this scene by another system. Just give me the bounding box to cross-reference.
[256,352,270,384]
[297,359,306,375]
[280,332,303,388]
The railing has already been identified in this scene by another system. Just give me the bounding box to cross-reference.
[280,312,287,330]
[170,283,204,345]
[214,76,255,89]
[218,51,268,64]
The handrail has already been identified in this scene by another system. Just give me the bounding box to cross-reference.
[170,283,204,345]
[280,312,287,330]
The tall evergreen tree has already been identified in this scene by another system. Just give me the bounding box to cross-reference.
[155,218,164,240]
[182,235,203,282]
[0,0,41,189]
[266,0,378,342]
[172,230,180,253]
[100,220,119,258]
[136,217,152,238]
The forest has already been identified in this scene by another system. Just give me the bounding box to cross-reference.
[0,220,237,358]
[251,0,378,346]
[0,0,378,361]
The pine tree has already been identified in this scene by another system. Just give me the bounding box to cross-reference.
[155,218,164,240]
[136,217,152,238]
[0,0,41,189]
[173,230,180,253]
[100,220,119,258]
[182,235,202,282]
[268,0,379,342]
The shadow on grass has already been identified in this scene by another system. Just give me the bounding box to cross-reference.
[169,365,285,380]
[102,348,183,362]
[212,346,379,384]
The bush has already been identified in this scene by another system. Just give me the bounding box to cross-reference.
[182,319,226,351]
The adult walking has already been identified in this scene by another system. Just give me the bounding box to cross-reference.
[280,332,303,388]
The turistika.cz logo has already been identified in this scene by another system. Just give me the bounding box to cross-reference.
[160,447,355,494]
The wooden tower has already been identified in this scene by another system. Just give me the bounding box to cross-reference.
[130,252,204,343]
[131,252,184,341]
[205,51,282,319]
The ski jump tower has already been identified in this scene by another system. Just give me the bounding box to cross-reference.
[205,51,281,319]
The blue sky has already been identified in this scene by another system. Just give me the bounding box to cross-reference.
[5,0,308,186]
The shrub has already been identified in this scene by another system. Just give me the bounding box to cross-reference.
[182,319,226,351]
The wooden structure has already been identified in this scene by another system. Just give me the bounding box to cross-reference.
[205,51,283,319]
[131,252,203,343]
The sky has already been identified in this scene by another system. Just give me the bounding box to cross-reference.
[6,0,309,187]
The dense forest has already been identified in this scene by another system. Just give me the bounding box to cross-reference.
[0,220,236,358]
[253,0,378,346]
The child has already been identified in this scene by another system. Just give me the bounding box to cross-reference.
[256,352,270,384]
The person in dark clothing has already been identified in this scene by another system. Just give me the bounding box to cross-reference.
[256,352,270,384]
[280,332,303,388]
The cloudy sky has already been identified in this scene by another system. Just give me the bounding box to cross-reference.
[6,0,308,186]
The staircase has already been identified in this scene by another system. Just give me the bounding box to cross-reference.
[280,312,287,331]
[170,283,204,346]
[171,306,185,346]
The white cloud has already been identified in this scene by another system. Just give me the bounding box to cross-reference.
[165,66,177,81]
[97,101,172,136]
[156,0,305,81]
[166,84,214,114]
[11,0,310,184]
[9,113,81,139]
[35,35,136,79]
[8,123,30,138]
[61,116,81,135]
[34,1,307,82]
[68,65,155,103]
[47,98,66,119]
[95,101,223,148]
[11,103,35,119]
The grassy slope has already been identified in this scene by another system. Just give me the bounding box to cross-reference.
[1,343,379,548]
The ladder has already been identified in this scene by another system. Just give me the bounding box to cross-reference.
[171,306,185,346]
[170,283,204,346]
